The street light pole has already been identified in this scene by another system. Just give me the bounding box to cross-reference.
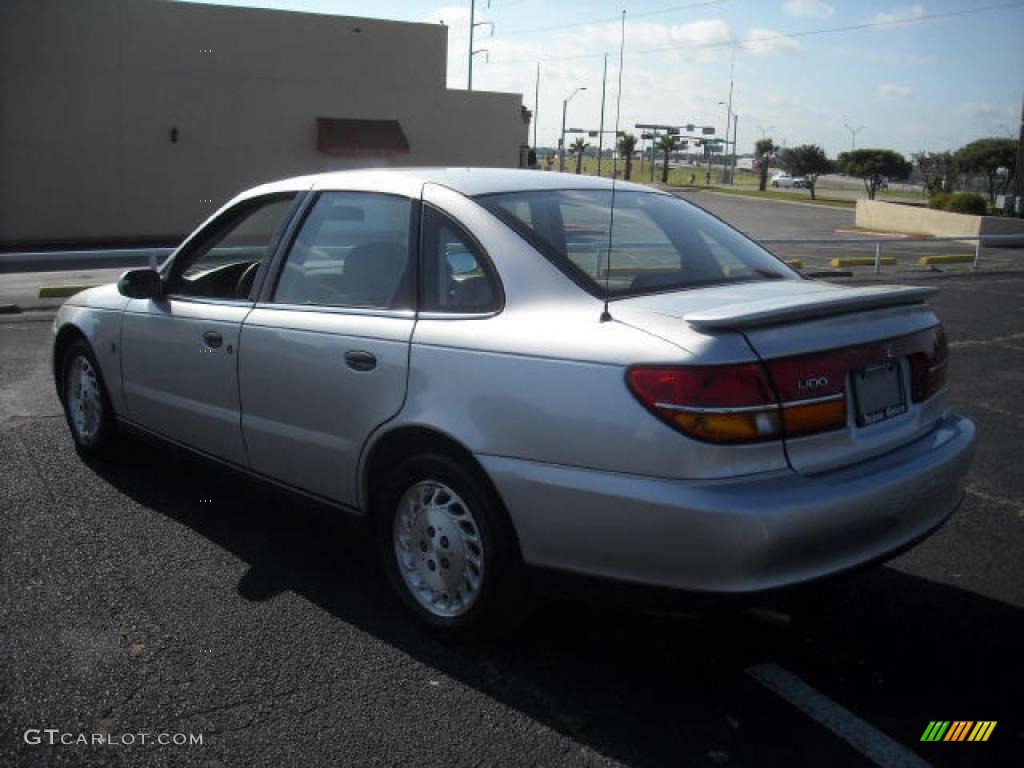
[559,87,585,173]
[723,51,735,183]
[844,122,866,152]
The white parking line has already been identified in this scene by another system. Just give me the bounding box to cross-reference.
[746,663,932,768]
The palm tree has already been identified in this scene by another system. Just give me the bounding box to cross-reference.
[755,138,777,191]
[570,137,589,174]
[655,134,676,184]
[617,132,637,180]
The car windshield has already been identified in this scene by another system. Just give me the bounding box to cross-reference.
[476,189,797,298]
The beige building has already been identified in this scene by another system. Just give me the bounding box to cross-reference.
[0,0,530,246]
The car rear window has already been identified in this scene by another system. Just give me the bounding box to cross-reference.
[476,189,798,298]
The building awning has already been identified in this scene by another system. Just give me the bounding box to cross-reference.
[316,118,410,156]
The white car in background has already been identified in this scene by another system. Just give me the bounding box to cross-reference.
[771,173,809,189]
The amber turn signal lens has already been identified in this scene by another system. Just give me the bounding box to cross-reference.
[782,397,847,438]
[672,409,782,443]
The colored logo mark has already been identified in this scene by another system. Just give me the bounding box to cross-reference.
[920,721,996,742]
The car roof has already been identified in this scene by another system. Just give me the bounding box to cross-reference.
[240,167,661,200]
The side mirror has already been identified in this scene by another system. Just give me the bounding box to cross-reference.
[117,268,162,299]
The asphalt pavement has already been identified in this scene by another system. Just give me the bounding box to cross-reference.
[1,202,1022,767]
[675,190,1024,275]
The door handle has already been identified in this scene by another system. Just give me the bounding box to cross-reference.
[203,331,223,348]
[344,350,376,372]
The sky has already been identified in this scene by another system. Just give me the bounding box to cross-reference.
[176,0,1023,157]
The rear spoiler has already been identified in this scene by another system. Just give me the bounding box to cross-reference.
[684,285,937,330]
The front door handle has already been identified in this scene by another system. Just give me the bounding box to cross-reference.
[203,331,223,348]
[344,350,376,372]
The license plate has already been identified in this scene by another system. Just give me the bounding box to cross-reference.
[852,360,906,426]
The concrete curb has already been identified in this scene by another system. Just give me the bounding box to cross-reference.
[829,257,898,267]
[918,254,975,265]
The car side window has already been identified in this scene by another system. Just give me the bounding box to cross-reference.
[273,192,414,310]
[421,206,499,313]
[167,194,296,300]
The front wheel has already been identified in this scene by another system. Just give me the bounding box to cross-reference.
[377,453,529,637]
[61,339,116,456]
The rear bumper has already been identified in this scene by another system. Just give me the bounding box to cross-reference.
[479,411,976,592]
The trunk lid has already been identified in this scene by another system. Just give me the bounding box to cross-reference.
[614,280,947,475]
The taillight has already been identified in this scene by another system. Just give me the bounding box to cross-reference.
[908,325,948,401]
[627,364,782,443]
[763,349,850,438]
[628,325,948,445]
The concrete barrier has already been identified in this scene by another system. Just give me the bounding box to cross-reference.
[855,200,1024,242]
[0,247,172,274]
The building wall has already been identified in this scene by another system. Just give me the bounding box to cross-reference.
[0,0,528,244]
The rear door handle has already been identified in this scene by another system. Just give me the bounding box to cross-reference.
[344,350,376,372]
[203,331,223,348]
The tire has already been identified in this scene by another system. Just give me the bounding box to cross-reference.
[376,452,530,638]
[61,338,117,456]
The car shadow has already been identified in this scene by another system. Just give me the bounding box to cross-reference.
[87,435,1023,768]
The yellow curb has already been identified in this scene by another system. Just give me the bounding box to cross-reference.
[784,259,803,268]
[829,257,898,267]
[918,254,975,265]
[38,284,100,298]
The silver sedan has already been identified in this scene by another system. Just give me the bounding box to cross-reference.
[53,168,975,635]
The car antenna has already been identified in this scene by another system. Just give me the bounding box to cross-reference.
[600,9,626,323]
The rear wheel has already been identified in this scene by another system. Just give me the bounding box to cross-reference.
[61,339,116,456]
[377,452,529,637]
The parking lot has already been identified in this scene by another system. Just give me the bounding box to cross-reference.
[675,190,1024,274]
[1,194,1022,767]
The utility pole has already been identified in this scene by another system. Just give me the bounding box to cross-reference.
[731,113,738,184]
[533,62,540,151]
[1014,95,1023,216]
[651,131,657,182]
[467,0,492,91]
[468,0,474,90]
[844,122,865,151]
[724,51,734,183]
[597,54,608,177]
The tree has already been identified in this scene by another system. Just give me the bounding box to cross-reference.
[755,138,778,191]
[954,137,1017,205]
[655,134,676,184]
[777,144,833,200]
[837,148,912,200]
[570,137,589,175]
[617,132,637,180]
[913,150,956,195]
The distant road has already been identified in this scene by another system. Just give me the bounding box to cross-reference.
[673,188,855,239]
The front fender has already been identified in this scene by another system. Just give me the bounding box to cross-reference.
[54,286,128,414]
